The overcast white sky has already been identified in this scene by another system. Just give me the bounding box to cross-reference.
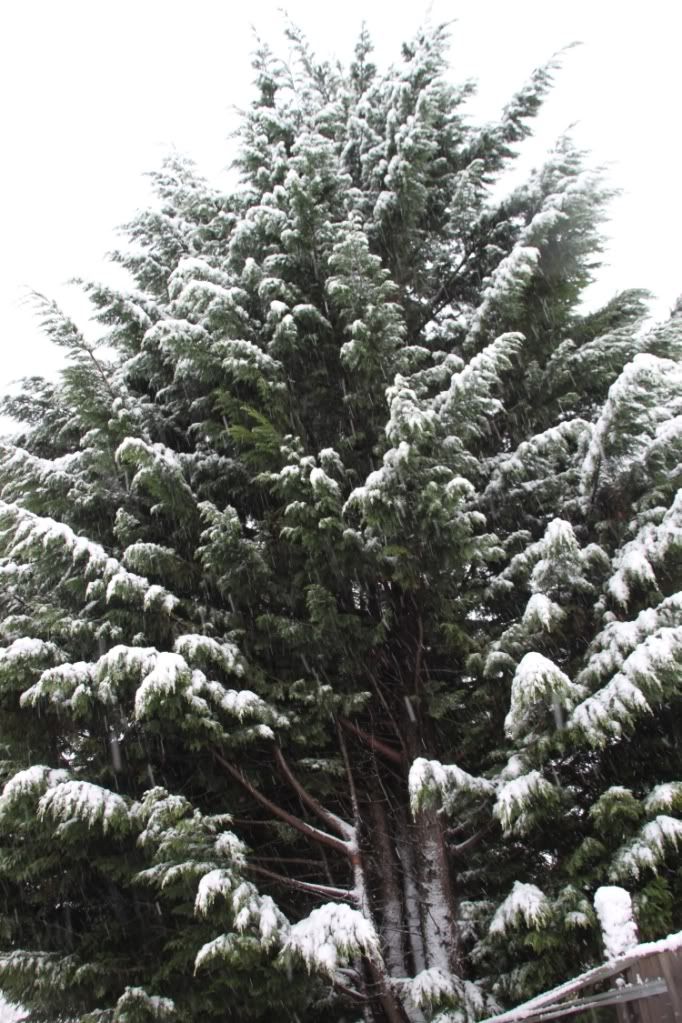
[0,0,679,396]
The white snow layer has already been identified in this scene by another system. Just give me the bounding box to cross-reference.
[283,902,380,975]
[611,815,682,880]
[38,780,129,834]
[493,771,556,835]
[0,765,69,813]
[409,757,495,814]
[593,886,638,959]
[608,489,682,607]
[570,625,682,745]
[505,652,583,740]
[489,882,550,936]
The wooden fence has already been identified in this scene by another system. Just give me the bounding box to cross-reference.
[479,934,682,1023]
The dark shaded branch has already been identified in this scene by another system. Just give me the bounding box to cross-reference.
[366,673,408,757]
[337,723,361,829]
[413,610,424,697]
[246,863,355,903]
[252,856,327,868]
[213,750,350,857]
[273,745,355,840]
[448,823,495,857]
[338,716,405,765]
[332,978,367,1004]
[413,249,473,333]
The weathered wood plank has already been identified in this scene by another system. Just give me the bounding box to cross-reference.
[659,951,682,1022]
[498,979,667,1023]
[480,932,682,1023]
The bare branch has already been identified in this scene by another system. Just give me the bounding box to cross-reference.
[213,750,350,858]
[246,863,356,903]
[448,823,495,857]
[338,717,404,765]
[337,724,361,829]
[273,745,355,841]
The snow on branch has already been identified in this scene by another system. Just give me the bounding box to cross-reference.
[0,765,69,819]
[0,502,179,614]
[610,816,682,880]
[505,652,584,741]
[38,780,130,835]
[489,881,551,936]
[465,250,538,349]
[493,770,559,836]
[581,352,682,506]
[384,376,437,446]
[0,637,61,691]
[608,490,682,607]
[111,987,176,1023]
[644,782,682,814]
[281,902,380,976]
[492,517,605,604]
[115,437,196,509]
[435,332,524,442]
[194,874,288,968]
[484,417,591,501]
[409,757,495,815]
[578,592,682,693]
[570,625,682,746]
[20,661,96,715]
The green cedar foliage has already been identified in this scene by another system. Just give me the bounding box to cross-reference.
[0,21,680,1023]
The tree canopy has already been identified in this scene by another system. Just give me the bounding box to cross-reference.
[0,21,680,1023]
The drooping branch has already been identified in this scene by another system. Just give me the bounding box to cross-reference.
[366,671,408,757]
[448,823,495,857]
[213,750,350,858]
[331,977,367,1005]
[413,609,424,698]
[252,856,328,868]
[246,863,356,903]
[272,745,355,840]
[338,717,404,765]
[337,724,361,830]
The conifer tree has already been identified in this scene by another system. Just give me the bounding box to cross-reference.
[0,22,680,1023]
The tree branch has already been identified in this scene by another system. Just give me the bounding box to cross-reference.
[213,750,350,858]
[272,745,355,841]
[366,671,408,758]
[338,717,404,765]
[332,977,367,1004]
[252,856,328,868]
[337,723,361,830]
[413,249,473,334]
[246,863,356,903]
[413,609,424,698]
[448,823,495,857]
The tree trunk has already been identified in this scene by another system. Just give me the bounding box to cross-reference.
[414,805,461,975]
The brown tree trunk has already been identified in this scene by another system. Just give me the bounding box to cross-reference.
[367,792,408,977]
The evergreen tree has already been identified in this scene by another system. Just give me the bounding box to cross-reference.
[0,22,680,1023]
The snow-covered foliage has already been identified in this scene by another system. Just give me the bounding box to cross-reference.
[282,903,380,976]
[611,817,682,880]
[493,770,559,836]
[505,652,584,741]
[489,882,551,936]
[195,879,287,955]
[0,765,70,818]
[409,757,495,814]
[570,625,682,745]
[38,780,130,836]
